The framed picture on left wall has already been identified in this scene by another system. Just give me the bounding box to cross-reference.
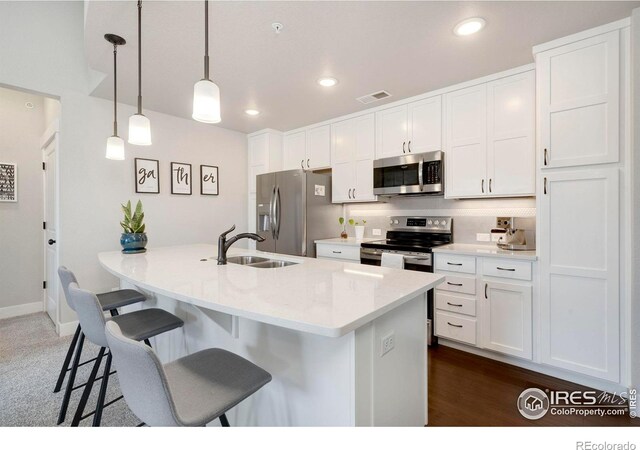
[134,158,160,194]
[170,162,192,195]
[0,162,17,202]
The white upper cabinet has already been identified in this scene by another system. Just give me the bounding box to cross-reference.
[375,96,442,159]
[331,114,376,203]
[248,131,282,194]
[445,84,487,197]
[536,31,620,168]
[283,126,332,171]
[445,70,535,198]
[283,131,307,170]
[487,71,535,196]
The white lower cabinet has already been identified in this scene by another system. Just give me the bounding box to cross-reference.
[434,253,533,362]
[315,242,361,263]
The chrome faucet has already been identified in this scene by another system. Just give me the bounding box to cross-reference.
[217,225,265,265]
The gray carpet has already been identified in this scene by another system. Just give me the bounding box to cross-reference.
[0,312,139,427]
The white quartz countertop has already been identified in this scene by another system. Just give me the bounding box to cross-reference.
[314,237,379,247]
[432,243,538,261]
[99,244,444,338]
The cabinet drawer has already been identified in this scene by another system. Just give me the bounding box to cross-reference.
[482,258,531,281]
[435,274,476,295]
[435,292,476,317]
[316,244,360,261]
[435,254,476,274]
[435,311,477,345]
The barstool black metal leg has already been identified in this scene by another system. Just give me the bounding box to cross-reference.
[144,339,151,347]
[54,324,81,393]
[219,414,230,427]
[92,353,112,427]
[57,332,86,425]
[71,347,106,427]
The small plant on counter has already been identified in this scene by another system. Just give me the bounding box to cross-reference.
[339,217,348,239]
[120,200,148,254]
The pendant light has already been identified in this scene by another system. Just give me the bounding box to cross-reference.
[192,0,221,123]
[128,0,152,145]
[105,34,126,160]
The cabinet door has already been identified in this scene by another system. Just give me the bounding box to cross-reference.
[445,84,487,198]
[539,168,619,381]
[283,131,306,170]
[331,119,355,165]
[375,104,408,158]
[354,113,375,161]
[307,125,331,169]
[482,281,532,360]
[407,96,442,154]
[537,31,619,168]
[332,161,355,203]
[354,159,375,202]
[487,71,535,196]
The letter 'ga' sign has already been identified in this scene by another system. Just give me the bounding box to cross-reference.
[134,158,160,194]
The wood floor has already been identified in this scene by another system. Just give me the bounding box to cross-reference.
[427,344,638,426]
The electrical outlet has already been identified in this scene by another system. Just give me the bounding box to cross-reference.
[372,228,382,236]
[496,217,512,229]
[476,233,490,242]
[381,332,395,356]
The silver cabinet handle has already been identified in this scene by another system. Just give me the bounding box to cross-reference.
[300,159,304,169]
[348,188,352,199]
[446,302,463,307]
[402,142,406,154]
[332,250,342,254]
[544,177,547,195]
[544,148,548,166]
[447,282,463,286]
[447,322,463,328]
[307,159,310,168]
[485,283,488,299]
[489,178,492,193]
[418,158,424,191]
[497,267,516,272]
[481,179,485,193]
[447,262,462,266]
[352,188,356,199]
[408,140,411,152]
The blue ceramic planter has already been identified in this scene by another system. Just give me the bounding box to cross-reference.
[120,233,148,254]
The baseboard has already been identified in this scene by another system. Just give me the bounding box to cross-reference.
[0,302,43,320]
[58,320,79,337]
[438,339,628,394]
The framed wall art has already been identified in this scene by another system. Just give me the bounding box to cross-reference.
[134,158,160,194]
[170,162,192,195]
[0,163,17,202]
[200,165,219,196]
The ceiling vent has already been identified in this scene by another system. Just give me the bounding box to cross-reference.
[356,90,391,105]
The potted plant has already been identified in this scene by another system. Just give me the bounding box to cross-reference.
[120,200,148,254]
[349,219,367,241]
[338,217,348,239]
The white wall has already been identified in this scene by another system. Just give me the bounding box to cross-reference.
[0,1,248,327]
[0,87,45,310]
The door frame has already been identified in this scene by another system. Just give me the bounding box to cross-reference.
[41,119,60,333]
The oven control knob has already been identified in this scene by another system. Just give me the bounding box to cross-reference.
[389,219,394,225]
[441,220,447,226]
[434,220,439,225]
[427,220,432,225]
[393,220,399,225]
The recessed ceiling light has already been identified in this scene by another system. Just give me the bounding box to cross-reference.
[318,77,338,87]
[25,102,34,109]
[245,109,260,116]
[454,18,486,36]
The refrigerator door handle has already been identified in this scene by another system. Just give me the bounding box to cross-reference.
[269,186,276,240]
[275,185,282,240]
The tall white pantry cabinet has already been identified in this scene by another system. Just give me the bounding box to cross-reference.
[534,20,630,384]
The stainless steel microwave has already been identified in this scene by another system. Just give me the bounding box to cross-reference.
[373,151,444,196]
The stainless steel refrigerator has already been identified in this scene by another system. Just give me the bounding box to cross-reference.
[256,169,341,257]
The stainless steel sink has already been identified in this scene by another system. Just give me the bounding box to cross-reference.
[249,260,297,269]
[226,255,270,265]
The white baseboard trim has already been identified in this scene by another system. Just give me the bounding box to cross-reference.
[58,320,79,337]
[438,339,628,394]
[0,302,43,320]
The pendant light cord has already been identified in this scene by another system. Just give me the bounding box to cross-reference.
[113,43,118,136]
[204,0,209,80]
[137,0,143,114]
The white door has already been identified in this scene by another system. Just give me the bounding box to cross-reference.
[375,104,408,158]
[487,71,535,196]
[306,125,331,170]
[482,280,532,360]
[283,131,306,170]
[539,168,619,381]
[407,96,442,154]
[43,134,58,326]
[331,161,355,203]
[445,84,487,198]
[537,30,620,168]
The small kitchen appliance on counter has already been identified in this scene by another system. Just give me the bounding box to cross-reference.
[494,217,536,251]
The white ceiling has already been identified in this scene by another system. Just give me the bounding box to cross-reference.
[85,1,639,134]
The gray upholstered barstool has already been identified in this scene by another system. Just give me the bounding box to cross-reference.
[105,321,272,427]
[60,267,184,427]
[55,266,146,424]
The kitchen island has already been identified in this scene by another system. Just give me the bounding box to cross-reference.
[98,244,444,426]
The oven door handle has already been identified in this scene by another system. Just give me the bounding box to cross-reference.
[418,157,424,192]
